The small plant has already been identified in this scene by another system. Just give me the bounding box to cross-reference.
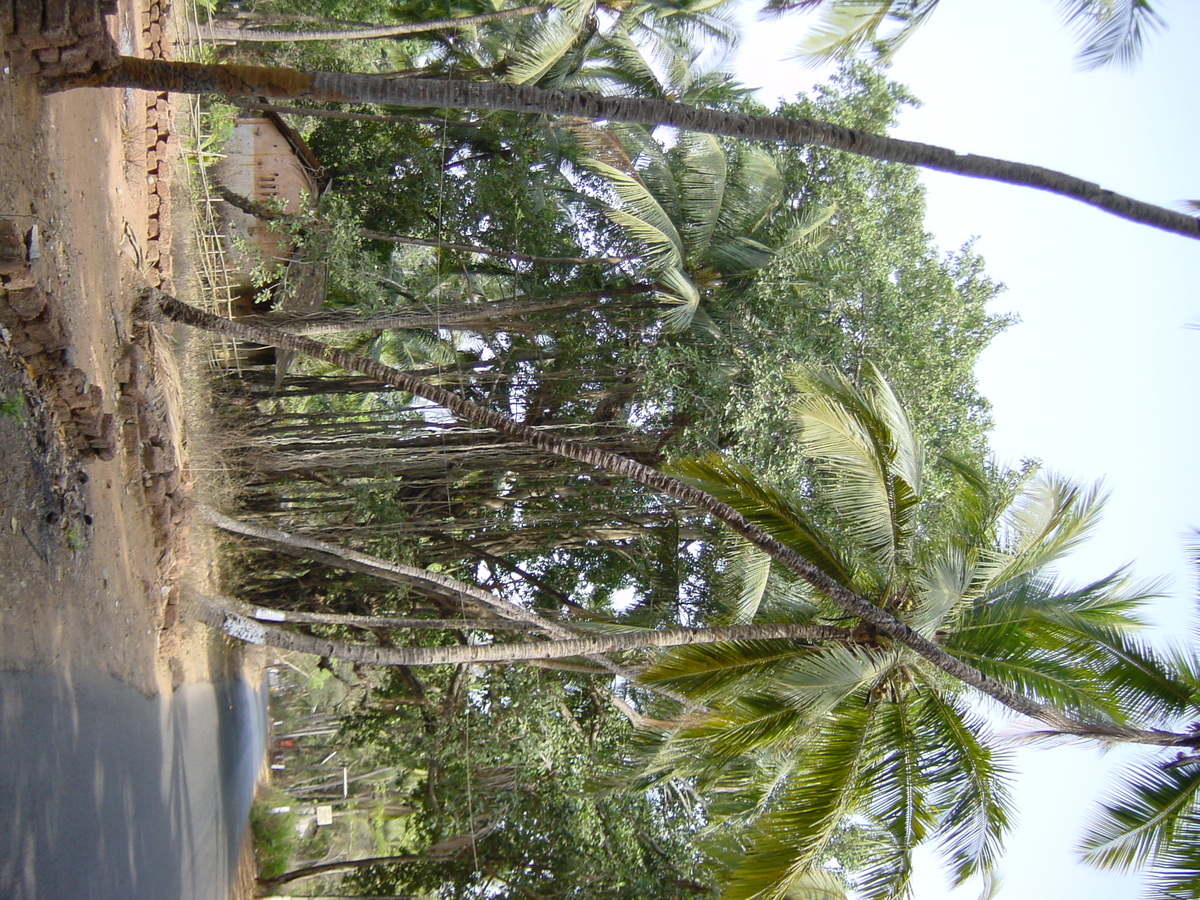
[0,393,25,420]
[250,786,299,880]
[65,526,84,552]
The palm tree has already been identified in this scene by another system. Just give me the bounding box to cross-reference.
[50,58,1200,240]
[142,289,1200,750]
[632,364,1192,898]
[199,4,545,43]
[767,0,1164,69]
[575,122,831,333]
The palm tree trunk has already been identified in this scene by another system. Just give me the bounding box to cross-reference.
[358,231,636,267]
[148,291,1199,746]
[194,595,849,664]
[258,854,450,893]
[222,598,531,631]
[202,5,544,42]
[216,185,632,268]
[253,284,655,335]
[200,506,695,703]
[201,505,565,632]
[52,59,1200,240]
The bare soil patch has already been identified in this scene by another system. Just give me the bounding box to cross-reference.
[0,1,236,694]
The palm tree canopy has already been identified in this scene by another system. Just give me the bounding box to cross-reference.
[637,364,1190,899]
[577,123,831,333]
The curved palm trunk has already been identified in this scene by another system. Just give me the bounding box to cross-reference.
[201,5,543,42]
[194,596,849,664]
[258,853,450,893]
[55,59,1200,241]
[223,599,531,631]
[358,231,636,268]
[200,506,696,704]
[255,284,655,335]
[149,294,1198,746]
[201,505,569,632]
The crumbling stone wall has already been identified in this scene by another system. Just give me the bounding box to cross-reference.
[2,0,120,77]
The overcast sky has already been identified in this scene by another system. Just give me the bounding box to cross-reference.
[734,1,1200,896]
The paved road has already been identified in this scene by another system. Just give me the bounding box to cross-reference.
[0,668,267,900]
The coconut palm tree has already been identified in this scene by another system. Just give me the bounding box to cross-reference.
[142,290,1200,751]
[631,365,1192,899]
[767,0,1164,69]
[575,122,831,333]
[51,58,1200,240]
[200,4,546,43]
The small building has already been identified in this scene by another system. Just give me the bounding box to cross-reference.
[211,112,330,377]
[213,111,327,294]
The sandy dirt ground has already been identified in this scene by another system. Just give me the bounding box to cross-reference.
[1,7,264,894]
[0,1,248,711]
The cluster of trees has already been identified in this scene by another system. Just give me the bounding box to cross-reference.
[47,0,1198,896]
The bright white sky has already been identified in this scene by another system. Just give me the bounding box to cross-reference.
[733,1,1200,897]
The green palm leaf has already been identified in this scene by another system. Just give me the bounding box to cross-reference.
[917,692,1013,886]
[974,473,1105,592]
[675,131,729,260]
[1081,762,1200,873]
[722,700,880,900]
[581,158,685,270]
[640,639,821,701]
[791,0,939,65]
[503,0,596,84]
[789,364,923,568]
[666,453,858,591]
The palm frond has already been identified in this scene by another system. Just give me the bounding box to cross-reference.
[917,692,1013,886]
[706,235,779,276]
[717,149,786,236]
[789,364,923,568]
[582,158,685,270]
[973,473,1105,593]
[675,132,729,260]
[773,202,837,251]
[1061,0,1164,68]
[1081,761,1200,873]
[777,867,849,900]
[791,0,940,66]
[640,639,818,701]
[722,700,881,900]
[656,265,706,333]
[729,541,773,623]
[666,453,859,591]
[503,0,596,85]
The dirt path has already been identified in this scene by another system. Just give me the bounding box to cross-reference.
[2,10,267,898]
[0,1,225,695]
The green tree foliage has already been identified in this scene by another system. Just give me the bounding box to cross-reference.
[333,664,716,900]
